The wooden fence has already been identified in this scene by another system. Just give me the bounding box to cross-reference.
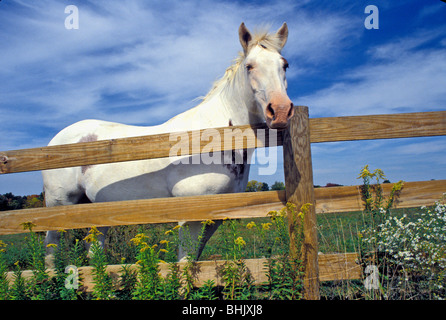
[1,107,445,299]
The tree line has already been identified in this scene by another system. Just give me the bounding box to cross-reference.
[0,193,45,211]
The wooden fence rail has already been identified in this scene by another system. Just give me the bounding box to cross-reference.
[0,178,444,236]
[1,111,445,174]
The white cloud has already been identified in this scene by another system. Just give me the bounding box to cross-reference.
[297,28,446,117]
[392,139,446,157]
[0,0,359,130]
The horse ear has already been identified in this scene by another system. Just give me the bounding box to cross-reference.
[239,22,252,54]
[276,22,288,50]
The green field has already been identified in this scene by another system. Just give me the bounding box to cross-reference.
[0,206,423,267]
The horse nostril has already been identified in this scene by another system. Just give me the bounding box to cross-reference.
[287,103,294,119]
[266,104,276,120]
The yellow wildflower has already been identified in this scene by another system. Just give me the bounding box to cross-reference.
[261,223,272,230]
[393,180,404,192]
[165,230,173,235]
[159,249,168,253]
[373,168,386,180]
[300,203,312,213]
[202,219,215,225]
[83,226,104,244]
[234,237,246,247]
[173,225,182,230]
[0,241,6,253]
[140,245,150,253]
[267,210,278,221]
[130,233,148,246]
[20,221,36,232]
[358,165,372,179]
[286,202,297,214]
[83,234,95,244]
[246,221,256,229]
[46,243,58,249]
[159,240,169,245]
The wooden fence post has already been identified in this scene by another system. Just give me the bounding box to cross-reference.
[282,106,320,300]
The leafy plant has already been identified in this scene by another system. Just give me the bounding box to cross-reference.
[218,218,255,300]
[116,263,137,300]
[130,233,164,300]
[84,227,114,300]
[10,261,27,300]
[0,240,10,300]
[21,222,52,300]
[263,202,306,300]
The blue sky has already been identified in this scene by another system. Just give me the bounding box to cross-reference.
[1,0,445,195]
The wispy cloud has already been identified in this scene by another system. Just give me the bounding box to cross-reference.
[297,27,446,117]
[0,0,359,131]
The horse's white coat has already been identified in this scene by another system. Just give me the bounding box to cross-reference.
[42,23,293,261]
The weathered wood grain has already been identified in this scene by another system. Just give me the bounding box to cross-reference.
[314,179,446,214]
[310,111,446,143]
[1,111,444,174]
[0,190,286,235]
[0,180,443,236]
[0,123,276,174]
[283,106,320,299]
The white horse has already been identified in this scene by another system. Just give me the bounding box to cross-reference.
[42,22,294,263]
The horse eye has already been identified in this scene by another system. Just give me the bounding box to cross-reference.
[283,63,289,71]
[246,64,254,71]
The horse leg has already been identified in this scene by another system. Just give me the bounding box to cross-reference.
[42,172,91,267]
[178,220,222,261]
[43,230,61,267]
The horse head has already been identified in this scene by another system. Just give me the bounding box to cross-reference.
[239,22,294,130]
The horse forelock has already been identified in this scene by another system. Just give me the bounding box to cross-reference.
[249,28,284,53]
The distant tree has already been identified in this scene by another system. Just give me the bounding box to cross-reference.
[0,192,41,211]
[270,181,285,191]
[0,193,26,211]
[24,195,45,209]
[324,183,343,188]
[246,180,269,192]
[0,194,8,211]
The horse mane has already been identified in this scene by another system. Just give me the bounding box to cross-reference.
[201,26,282,103]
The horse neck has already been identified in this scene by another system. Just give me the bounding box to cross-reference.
[162,57,263,131]
[198,63,261,128]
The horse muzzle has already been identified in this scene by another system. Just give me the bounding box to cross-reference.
[265,100,294,130]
